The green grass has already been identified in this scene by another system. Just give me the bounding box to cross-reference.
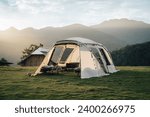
[0,66,150,100]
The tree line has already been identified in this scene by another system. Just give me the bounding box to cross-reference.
[0,58,12,66]
[111,41,150,66]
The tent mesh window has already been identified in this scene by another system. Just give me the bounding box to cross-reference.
[99,48,111,65]
[90,47,103,65]
[59,48,74,64]
[50,46,63,64]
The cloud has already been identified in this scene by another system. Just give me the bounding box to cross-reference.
[8,0,64,14]
[0,0,150,29]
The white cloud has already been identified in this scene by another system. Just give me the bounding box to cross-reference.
[0,0,150,29]
[11,0,64,14]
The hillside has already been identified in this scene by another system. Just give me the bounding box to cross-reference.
[0,24,125,64]
[0,18,150,64]
[111,41,150,66]
[92,18,150,44]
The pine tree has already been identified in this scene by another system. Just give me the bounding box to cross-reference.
[21,43,43,60]
[0,58,12,66]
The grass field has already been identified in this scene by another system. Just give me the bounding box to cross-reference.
[0,66,150,100]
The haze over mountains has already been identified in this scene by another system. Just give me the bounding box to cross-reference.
[92,18,150,44]
[0,18,150,64]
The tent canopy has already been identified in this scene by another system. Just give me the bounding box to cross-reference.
[33,37,117,78]
[56,37,102,45]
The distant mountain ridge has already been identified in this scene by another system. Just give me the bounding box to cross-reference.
[0,18,150,64]
[92,18,150,44]
[92,18,150,28]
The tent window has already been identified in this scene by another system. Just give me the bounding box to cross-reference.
[90,48,103,65]
[50,46,63,64]
[99,48,111,65]
[60,48,74,64]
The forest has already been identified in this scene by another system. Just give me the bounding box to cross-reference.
[111,41,150,66]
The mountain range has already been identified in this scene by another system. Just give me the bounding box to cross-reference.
[0,18,150,64]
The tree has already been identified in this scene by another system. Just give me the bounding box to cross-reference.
[21,43,43,60]
[111,41,150,66]
[0,58,13,66]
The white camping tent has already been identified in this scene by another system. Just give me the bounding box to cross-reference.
[33,37,117,78]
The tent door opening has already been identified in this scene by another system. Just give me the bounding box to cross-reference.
[90,47,108,73]
[59,48,74,64]
[48,46,64,65]
[48,45,76,67]
[99,48,111,65]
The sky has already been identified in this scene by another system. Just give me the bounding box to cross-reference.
[0,0,150,30]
